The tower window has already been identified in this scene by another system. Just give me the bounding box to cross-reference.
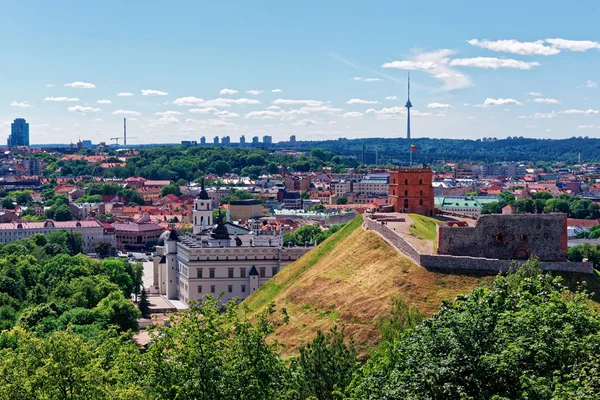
[405,179,408,185]
[495,234,504,243]
[404,190,408,196]
[419,199,423,206]
[419,179,423,185]
[404,199,409,208]
[420,190,423,196]
[520,234,528,242]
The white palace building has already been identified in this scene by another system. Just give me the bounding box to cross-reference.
[152,180,311,305]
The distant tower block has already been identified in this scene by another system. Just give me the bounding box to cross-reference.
[405,73,412,140]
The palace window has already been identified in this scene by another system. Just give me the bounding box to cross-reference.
[260,267,266,278]
[228,285,233,293]
[197,268,203,279]
[241,285,246,293]
[209,268,215,278]
[228,268,234,278]
[210,285,215,293]
[240,268,246,278]
[272,267,279,276]
[197,285,202,293]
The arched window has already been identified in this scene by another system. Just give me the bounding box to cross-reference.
[419,179,423,185]
[404,199,409,208]
[404,179,408,185]
[404,190,408,196]
[419,199,423,206]
[420,190,423,196]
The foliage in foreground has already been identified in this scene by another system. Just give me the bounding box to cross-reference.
[0,258,599,399]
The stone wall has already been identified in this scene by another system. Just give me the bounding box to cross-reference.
[363,218,422,264]
[363,216,593,274]
[437,214,568,261]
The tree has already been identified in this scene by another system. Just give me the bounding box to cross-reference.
[94,240,114,258]
[138,289,150,318]
[53,204,72,221]
[300,191,310,200]
[95,292,140,332]
[1,198,15,210]
[312,204,326,212]
[293,327,358,400]
[15,191,32,205]
[348,259,600,399]
[481,201,502,214]
[336,196,348,205]
[160,184,181,197]
[267,162,279,174]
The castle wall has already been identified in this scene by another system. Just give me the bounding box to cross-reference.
[363,217,592,274]
[437,214,568,261]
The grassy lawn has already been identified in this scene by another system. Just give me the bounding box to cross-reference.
[408,214,444,241]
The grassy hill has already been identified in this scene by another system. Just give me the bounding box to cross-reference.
[243,215,496,355]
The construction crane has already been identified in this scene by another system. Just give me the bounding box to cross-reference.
[110,136,137,147]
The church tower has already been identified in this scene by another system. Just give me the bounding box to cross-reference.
[193,178,213,234]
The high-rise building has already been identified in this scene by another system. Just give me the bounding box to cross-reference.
[263,135,273,145]
[240,135,246,145]
[200,136,206,145]
[221,136,230,145]
[8,118,29,147]
[252,136,259,144]
[213,136,219,145]
[289,135,296,144]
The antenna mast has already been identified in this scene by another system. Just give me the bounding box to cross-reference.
[123,118,127,147]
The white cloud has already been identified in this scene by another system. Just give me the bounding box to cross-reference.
[92,118,103,122]
[329,121,339,124]
[526,92,543,96]
[271,89,283,93]
[532,98,560,104]
[188,108,239,118]
[117,92,134,97]
[299,106,343,113]
[45,84,55,88]
[545,38,600,52]
[427,102,452,109]
[449,57,540,70]
[44,97,79,102]
[561,109,600,115]
[67,105,100,114]
[366,106,405,116]
[294,119,319,126]
[525,125,540,128]
[351,77,381,82]
[155,111,182,116]
[272,99,324,107]
[546,129,551,132]
[11,101,33,108]
[385,96,397,100]
[172,96,204,106]
[182,118,235,129]
[64,81,96,89]
[467,116,476,120]
[382,49,471,91]
[518,112,558,119]
[586,80,598,88]
[244,109,308,120]
[246,90,263,95]
[220,88,238,95]
[347,98,379,105]
[342,112,364,118]
[467,39,560,55]
[141,89,168,96]
[475,98,522,107]
[112,110,141,116]
[97,100,112,104]
[577,125,595,129]
[201,98,261,107]
[267,106,281,110]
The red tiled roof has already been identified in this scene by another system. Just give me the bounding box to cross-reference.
[0,220,102,230]
[112,223,164,232]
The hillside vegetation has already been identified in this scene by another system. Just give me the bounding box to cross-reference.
[243,215,496,355]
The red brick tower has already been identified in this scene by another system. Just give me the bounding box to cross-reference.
[388,168,434,215]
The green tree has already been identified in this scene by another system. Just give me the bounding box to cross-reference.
[267,162,279,174]
[94,240,114,258]
[95,292,140,332]
[138,289,150,318]
[300,190,310,200]
[15,191,32,205]
[1,198,15,210]
[336,196,348,205]
[160,184,182,197]
[481,201,502,214]
[53,204,72,221]
[348,259,600,399]
[293,327,358,400]
[312,204,326,212]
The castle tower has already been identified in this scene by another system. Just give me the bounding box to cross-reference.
[405,73,412,140]
[388,167,434,216]
[193,178,212,234]
[165,229,179,299]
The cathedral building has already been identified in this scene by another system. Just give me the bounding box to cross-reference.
[153,179,311,305]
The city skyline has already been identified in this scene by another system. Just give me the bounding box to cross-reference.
[1,1,599,144]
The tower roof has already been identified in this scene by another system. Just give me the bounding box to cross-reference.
[197,177,209,200]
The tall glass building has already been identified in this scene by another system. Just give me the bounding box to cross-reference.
[8,118,29,147]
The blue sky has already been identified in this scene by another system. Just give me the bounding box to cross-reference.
[1,0,599,144]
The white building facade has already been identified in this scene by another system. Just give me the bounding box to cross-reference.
[153,180,311,305]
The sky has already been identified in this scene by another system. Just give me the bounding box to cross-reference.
[1,0,599,144]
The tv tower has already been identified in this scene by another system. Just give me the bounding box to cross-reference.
[405,72,412,140]
[123,118,127,147]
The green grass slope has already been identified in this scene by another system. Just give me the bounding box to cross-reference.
[243,215,495,355]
